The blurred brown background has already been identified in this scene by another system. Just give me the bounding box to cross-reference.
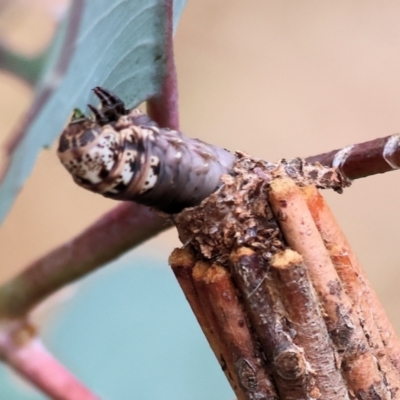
[0,0,399,330]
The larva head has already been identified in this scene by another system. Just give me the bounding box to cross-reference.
[57,108,123,192]
[57,87,160,199]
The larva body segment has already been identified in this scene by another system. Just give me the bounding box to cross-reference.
[57,87,236,213]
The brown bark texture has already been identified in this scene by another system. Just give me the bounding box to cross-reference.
[169,154,400,400]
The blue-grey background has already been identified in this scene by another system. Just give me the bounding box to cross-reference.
[0,255,233,399]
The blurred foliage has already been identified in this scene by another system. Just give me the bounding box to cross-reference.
[0,257,234,399]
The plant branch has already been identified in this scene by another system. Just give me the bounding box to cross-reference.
[271,249,348,399]
[0,320,98,400]
[268,178,391,397]
[230,247,324,399]
[0,202,171,318]
[191,261,248,399]
[301,185,400,379]
[146,0,179,130]
[203,262,277,399]
[169,249,225,372]
[172,156,400,398]
[306,134,400,180]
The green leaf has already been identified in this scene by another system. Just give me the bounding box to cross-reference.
[0,0,187,224]
[0,46,49,85]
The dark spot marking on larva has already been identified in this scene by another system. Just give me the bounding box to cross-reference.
[58,135,70,152]
[129,157,139,173]
[74,176,93,186]
[99,169,109,179]
[323,170,333,181]
[145,185,155,194]
[136,137,146,154]
[125,139,137,150]
[78,129,96,147]
[152,162,161,176]
[308,169,318,180]
[113,181,127,192]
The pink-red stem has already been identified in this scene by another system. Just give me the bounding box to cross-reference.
[3,337,99,400]
[0,202,170,318]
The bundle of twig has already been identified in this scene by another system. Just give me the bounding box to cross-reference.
[47,84,400,398]
[170,155,400,400]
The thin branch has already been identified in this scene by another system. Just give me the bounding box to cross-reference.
[204,263,277,399]
[268,178,391,397]
[146,0,179,130]
[306,134,400,180]
[0,320,98,400]
[191,260,245,398]
[170,249,277,400]
[230,247,324,399]
[271,249,349,399]
[301,185,400,379]
[0,202,171,318]
[169,248,224,366]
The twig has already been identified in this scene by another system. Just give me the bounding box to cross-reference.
[0,320,98,400]
[172,253,277,400]
[230,247,323,400]
[204,263,277,400]
[306,134,400,180]
[268,178,391,398]
[169,248,224,369]
[0,202,170,318]
[301,185,400,380]
[191,260,245,398]
[271,249,349,399]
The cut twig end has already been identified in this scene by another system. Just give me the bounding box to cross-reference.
[229,247,255,264]
[203,264,230,285]
[271,249,303,270]
[193,261,210,280]
[269,177,298,199]
[274,349,307,380]
[168,247,195,269]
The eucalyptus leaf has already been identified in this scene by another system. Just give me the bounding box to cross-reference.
[0,0,187,224]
